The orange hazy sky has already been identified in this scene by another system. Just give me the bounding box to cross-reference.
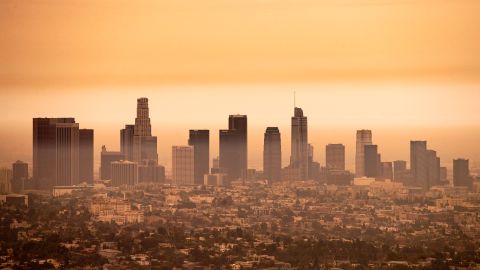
[0,1,479,174]
[1,0,480,86]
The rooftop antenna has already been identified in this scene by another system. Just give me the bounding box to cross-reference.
[293,90,296,108]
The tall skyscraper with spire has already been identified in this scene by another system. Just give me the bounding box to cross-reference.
[290,107,308,180]
[132,98,158,164]
[355,129,372,177]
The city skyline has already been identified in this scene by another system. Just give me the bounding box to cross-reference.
[1,1,480,268]
[1,90,479,175]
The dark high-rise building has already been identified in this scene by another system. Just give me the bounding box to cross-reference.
[364,144,378,178]
[55,123,80,186]
[188,129,210,185]
[12,160,28,193]
[33,117,75,190]
[219,115,247,180]
[133,98,158,164]
[453,158,471,188]
[100,146,124,180]
[79,129,94,184]
[290,107,308,180]
[355,130,372,177]
[229,114,248,174]
[326,144,345,171]
[426,150,440,187]
[120,124,135,161]
[393,160,407,183]
[263,127,281,182]
[410,141,428,189]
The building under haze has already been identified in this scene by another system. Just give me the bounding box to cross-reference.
[12,160,28,193]
[138,160,165,183]
[55,123,80,186]
[188,129,210,185]
[100,146,124,180]
[410,141,428,189]
[172,146,194,185]
[79,129,94,184]
[393,160,408,183]
[132,98,158,164]
[120,124,135,161]
[355,130,372,177]
[290,107,308,180]
[0,168,13,193]
[263,127,281,182]
[33,117,75,190]
[111,160,138,186]
[381,162,393,180]
[326,144,345,171]
[453,158,471,188]
[219,115,247,181]
[426,149,440,187]
[364,144,378,178]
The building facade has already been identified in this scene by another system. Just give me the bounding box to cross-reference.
[188,129,210,185]
[290,107,308,180]
[326,144,345,170]
[263,127,282,182]
[355,130,372,177]
[79,129,94,184]
[172,146,194,185]
[111,161,138,186]
[132,98,158,164]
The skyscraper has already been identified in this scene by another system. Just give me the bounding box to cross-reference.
[79,129,94,184]
[453,158,471,188]
[111,161,138,186]
[290,107,308,180]
[133,98,158,164]
[12,161,28,193]
[138,160,165,183]
[0,168,12,193]
[364,144,378,178]
[263,127,281,182]
[393,160,408,183]
[188,129,210,185]
[33,117,75,190]
[355,130,372,177]
[219,115,247,181]
[326,144,345,170]
[120,124,135,161]
[426,150,440,187]
[381,162,393,180]
[410,141,428,189]
[100,146,124,180]
[172,146,194,185]
[55,123,79,186]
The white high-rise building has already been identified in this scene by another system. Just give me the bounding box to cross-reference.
[132,98,158,164]
[355,130,372,177]
[290,107,308,180]
[111,161,138,186]
[172,146,194,185]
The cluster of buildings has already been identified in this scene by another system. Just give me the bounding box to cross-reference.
[0,96,477,197]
